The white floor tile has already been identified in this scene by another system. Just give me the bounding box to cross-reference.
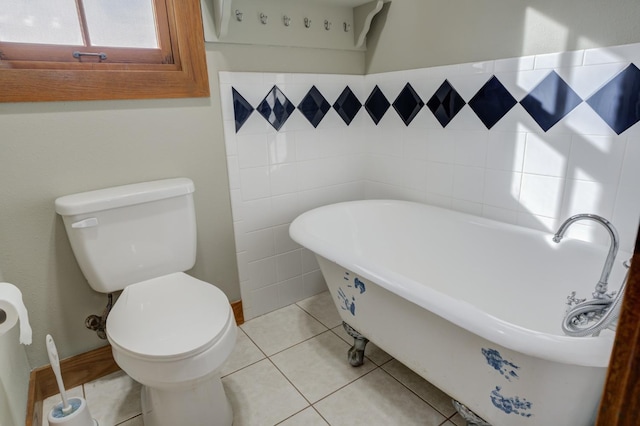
[220,328,266,377]
[271,332,376,403]
[330,325,393,366]
[381,359,457,417]
[314,369,447,426]
[222,359,309,425]
[83,371,142,426]
[449,412,467,426]
[278,407,329,425]
[296,291,343,329]
[116,414,144,426]
[241,304,328,356]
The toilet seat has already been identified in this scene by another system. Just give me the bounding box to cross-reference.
[107,272,232,361]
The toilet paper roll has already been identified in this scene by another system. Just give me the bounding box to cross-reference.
[0,282,32,345]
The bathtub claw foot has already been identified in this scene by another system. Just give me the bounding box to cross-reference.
[343,322,369,367]
[452,400,491,426]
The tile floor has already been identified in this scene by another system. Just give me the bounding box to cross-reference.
[42,291,465,426]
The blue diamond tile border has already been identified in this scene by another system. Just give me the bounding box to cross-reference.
[393,83,424,126]
[587,63,640,135]
[426,80,466,128]
[228,61,640,134]
[520,71,582,132]
[468,76,517,129]
[365,85,391,125]
[232,88,254,133]
[333,86,362,125]
[257,86,296,131]
[298,85,331,128]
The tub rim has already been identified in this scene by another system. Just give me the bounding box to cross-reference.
[290,199,618,368]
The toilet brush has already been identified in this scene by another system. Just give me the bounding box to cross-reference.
[46,334,98,426]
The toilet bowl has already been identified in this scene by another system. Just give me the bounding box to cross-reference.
[54,178,236,426]
[107,273,236,426]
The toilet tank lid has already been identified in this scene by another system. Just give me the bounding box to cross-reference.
[55,178,195,216]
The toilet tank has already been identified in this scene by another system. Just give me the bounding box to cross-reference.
[55,178,197,293]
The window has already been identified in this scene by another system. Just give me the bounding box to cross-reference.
[0,0,209,102]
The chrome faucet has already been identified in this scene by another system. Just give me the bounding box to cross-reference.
[553,213,619,299]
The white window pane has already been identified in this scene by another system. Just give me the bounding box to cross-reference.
[83,0,158,48]
[0,0,83,45]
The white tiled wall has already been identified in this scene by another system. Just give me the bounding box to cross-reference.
[220,72,369,319]
[220,42,640,320]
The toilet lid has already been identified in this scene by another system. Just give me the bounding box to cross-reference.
[106,272,232,360]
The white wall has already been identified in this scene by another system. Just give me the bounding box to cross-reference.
[0,43,364,368]
[365,0,640,73]
[222,43,640,319]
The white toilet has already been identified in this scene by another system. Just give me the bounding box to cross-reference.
[55,178,236,426]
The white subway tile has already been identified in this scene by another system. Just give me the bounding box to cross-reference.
[567,134,626,184]
[483,170,522,211]
[619,136,640,187]
[560,179,616,219]
[486,132,526,172]
[519,174,565,218]
[242,198,273,232]
[453,131,489,167]
[423,193,452,209]
[583,43,640,66]
[523,133,571,177]
[240,167,271,200]
[516,212,558,233]
[271,196,300,227]
[451,199,483,216]
[270,163,298,196]
[482,205,518,224]
[555,63,627,99]
[494,56,535,73]
[226,156,240,190]
[248,285,283,318]
[244,228,276,262]
[425,130,455,163]
[302,248,320,274]
[425,162,454,196]
[274,224,301,254]
[237,133,269,168]
[276,250,303,282]
[403,159,428,192]
[223,120,238,156]
[559,103,618,137]
[534,50,585,69]
[268,132,297,165]
[302,270,328,298]
[452,165,485,204]
[277,276,306,308]
[247,257,277,290]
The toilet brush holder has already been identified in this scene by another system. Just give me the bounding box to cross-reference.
[48,397,98,426]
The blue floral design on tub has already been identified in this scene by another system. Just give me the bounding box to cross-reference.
[490,386,533,418]
[337,272,367,316]
[482,348,519,381]
[337,287,356,315]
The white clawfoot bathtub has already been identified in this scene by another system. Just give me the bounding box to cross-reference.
[290,200,629,426]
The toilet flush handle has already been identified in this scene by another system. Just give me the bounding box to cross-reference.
[71,217,99,229]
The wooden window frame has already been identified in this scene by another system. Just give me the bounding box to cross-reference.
[0,0,209,102]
